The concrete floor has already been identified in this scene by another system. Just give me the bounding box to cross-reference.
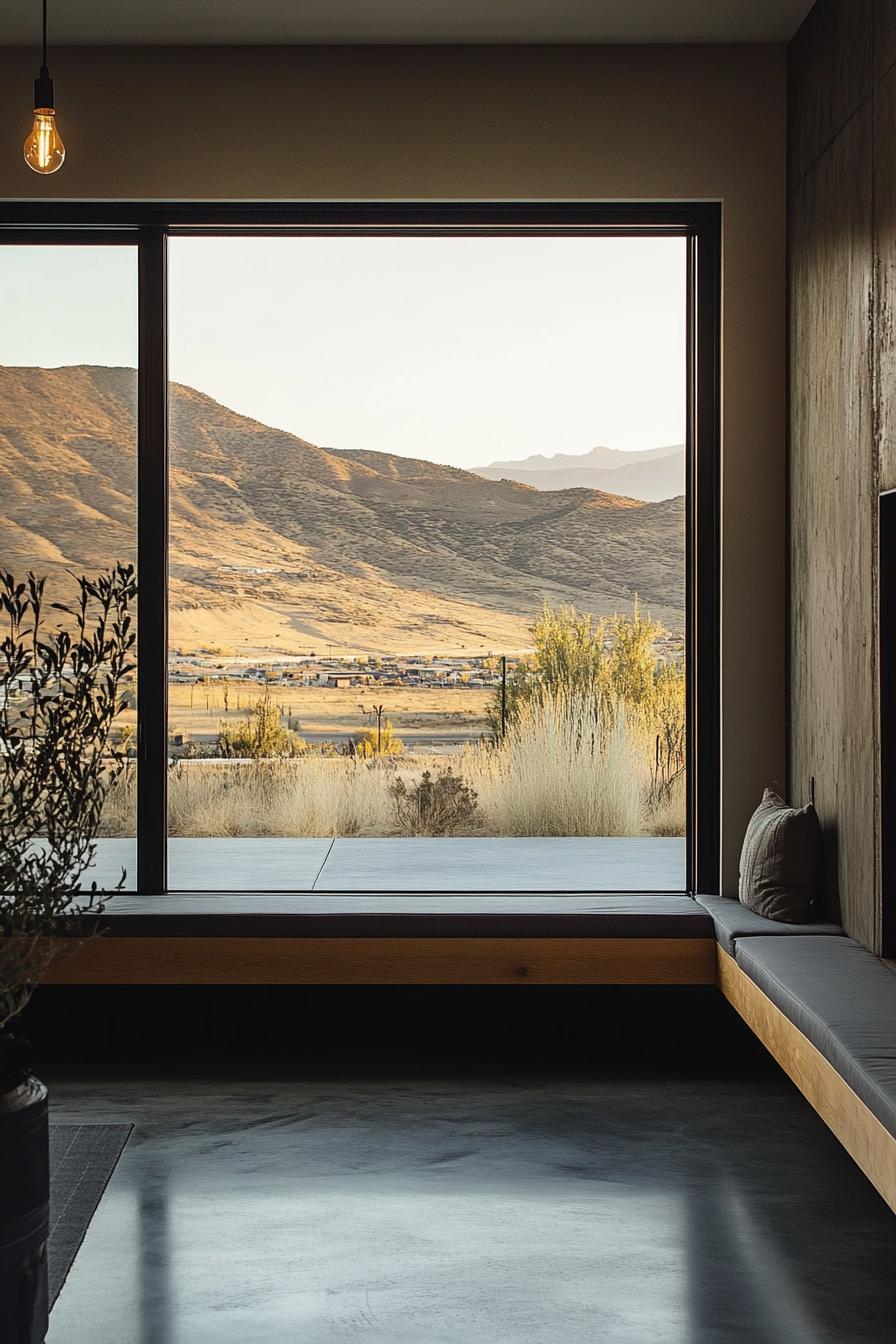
[89,836,687,892]
[46,1068,896,1343]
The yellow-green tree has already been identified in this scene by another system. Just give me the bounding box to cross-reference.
[351,719,403,759]
[488,602,612,737]
[488,598,683,759]
[607,599,663,707]
[217,692,305,759]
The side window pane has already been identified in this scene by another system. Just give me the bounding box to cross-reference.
[0,246,138,891]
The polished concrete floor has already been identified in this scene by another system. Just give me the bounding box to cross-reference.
[45,1063,896,1343]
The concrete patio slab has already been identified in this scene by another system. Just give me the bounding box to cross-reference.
[78,839,137,892]
[168,837,333,891]
[85,836,686,893]
[85,838,333,892]
[315,837,686,892]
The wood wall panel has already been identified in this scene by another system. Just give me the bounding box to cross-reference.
[875,0,896,81]
[789,102,877,945]
[877,64,896,491]
[786,0,896,953]
[788,0,873,186]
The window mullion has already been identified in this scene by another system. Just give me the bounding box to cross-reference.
[136,228,169,894]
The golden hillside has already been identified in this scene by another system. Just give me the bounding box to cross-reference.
[0,365,684,655]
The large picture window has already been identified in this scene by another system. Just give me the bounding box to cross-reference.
[0,205,720,899]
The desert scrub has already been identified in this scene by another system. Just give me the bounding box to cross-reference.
[469,696,647,837]
[390,768,479,836]
[163,757,394,838]
[260,758,394,836]
[98,762,137,837]
[647,773,687,837]
[98,695,685,840]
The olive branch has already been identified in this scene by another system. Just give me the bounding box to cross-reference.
[0,566,137,1028]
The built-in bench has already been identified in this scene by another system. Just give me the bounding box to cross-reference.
[42,893,718,985]
[698,894,896,1215]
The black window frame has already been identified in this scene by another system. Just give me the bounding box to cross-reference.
[0,200,721,902]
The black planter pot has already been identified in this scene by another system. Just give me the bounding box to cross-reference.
[0,1035,49,1344]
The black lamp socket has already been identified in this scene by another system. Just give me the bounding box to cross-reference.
[33,66,54,111]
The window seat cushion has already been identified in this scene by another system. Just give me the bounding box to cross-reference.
[97,891,716,938]
[694,893,843,954]
[735,936,896,1139]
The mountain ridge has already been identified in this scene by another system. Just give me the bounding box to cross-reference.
[0,365,685,655]
[479,443,682,472]
[474,442,685,501]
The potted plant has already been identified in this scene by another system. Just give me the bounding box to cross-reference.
[0,566,136,1344]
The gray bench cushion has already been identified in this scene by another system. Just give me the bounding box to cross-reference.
[101,892,716,938]
[735,936,896,1139]
[694,893,843,954]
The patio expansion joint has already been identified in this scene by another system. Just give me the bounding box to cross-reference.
[311,837,337,891]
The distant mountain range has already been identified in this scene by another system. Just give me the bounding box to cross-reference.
[474,443,685,501]
[0,366,685,654]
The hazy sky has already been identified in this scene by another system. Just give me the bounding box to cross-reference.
[1,236,686,470]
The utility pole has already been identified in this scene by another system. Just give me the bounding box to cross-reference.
[501,656,507,739]
[360,701,386,754]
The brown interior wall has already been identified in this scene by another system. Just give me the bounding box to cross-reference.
[0,44,787,894]
[788,1,895,950]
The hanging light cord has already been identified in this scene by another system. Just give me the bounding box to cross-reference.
[24,0,65,172]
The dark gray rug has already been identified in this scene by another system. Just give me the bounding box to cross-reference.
[48,1124,132,1306]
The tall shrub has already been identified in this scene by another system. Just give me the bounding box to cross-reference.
[489,598,679,735]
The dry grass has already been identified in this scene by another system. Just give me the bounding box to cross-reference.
[648,774,687,837]
[100,697,685,839]
[466,700,646,837]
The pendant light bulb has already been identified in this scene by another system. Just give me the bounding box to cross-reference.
[24,2,64,175]
[24,102,65,175]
